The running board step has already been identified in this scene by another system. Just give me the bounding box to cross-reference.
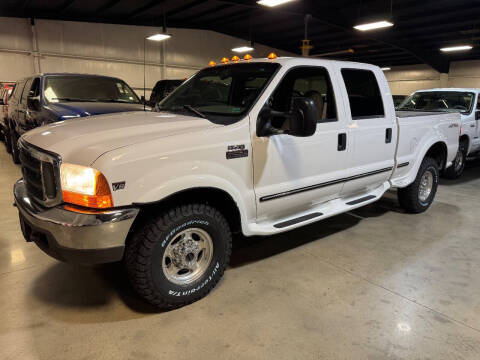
[345,195,376,206]
[274,212,323,229]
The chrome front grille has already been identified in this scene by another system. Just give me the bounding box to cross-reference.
[19,140,62,207]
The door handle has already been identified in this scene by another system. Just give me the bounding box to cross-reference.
[338,133,347,151]
[470,124,475,128]
[385,128,392,143]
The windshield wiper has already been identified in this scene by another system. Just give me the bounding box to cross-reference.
[96,98,138,103]
[51,97,97,102]
[183,105,206,119]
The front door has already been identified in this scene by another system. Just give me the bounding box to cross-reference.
[251,65,350,222]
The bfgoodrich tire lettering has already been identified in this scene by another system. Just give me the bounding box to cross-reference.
[125,204,232,309]
[398,157,439,213]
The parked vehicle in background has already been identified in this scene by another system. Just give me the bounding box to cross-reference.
[392,95,407,107]
[397,88,480,178]
[7,73,149,163]
[0,83,15,146]
[148,79,184,107]
[14,57,460,309]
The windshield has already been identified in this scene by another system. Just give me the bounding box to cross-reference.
[44,76,140,104]
[158,63,280,123]
[397,91,474,114]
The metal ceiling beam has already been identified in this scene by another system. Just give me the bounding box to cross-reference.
[126,0,165,19]
[96,0,122,14]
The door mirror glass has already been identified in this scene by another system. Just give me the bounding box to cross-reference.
[27,96,40,111]
[0,99,4,106]
[140,95,146,104]
[476,110,480,120]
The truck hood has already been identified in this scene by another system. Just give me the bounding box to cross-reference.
[22,111,220,166]
[47,101,148,118]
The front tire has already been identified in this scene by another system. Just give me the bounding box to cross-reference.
[125,204,232,309]
[398,157,439,213]
[442,142,466,179]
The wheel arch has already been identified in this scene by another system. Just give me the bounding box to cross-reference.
[131,187,243,236]
[425,141,448,170]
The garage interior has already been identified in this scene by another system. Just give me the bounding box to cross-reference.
[1,0,480,359]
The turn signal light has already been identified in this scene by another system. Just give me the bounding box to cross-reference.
[221,57,229,64]
[267,52,277,59]
[208,61,216,67]
[232,55,240,62]
[244,54,253,60]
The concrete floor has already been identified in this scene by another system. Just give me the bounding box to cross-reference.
[1,147,480,360]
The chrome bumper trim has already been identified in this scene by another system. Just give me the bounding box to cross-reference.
[14,179,139,250]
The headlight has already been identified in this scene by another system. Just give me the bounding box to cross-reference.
[60,163,113,209]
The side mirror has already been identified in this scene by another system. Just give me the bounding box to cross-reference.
[476,110,480,120]
[257,98,318,137]
[140,95,146,105]
[289,98,318,137]
[0,99,4,106]
[27,96,40,111]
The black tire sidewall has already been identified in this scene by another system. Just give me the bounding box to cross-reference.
[417,163,439,209]
[150,214,228,303]
[10,129,19,163]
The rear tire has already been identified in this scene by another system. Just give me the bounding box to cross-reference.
[10,127,20,164]
[442,142,466,179]
[125,203,232,309]
[398,157,439,213]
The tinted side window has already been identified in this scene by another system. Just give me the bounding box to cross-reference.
[341,69,384,119]
[271,66,337,123]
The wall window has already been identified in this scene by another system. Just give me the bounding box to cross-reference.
[341,69,385,119]
[269,66,337,124]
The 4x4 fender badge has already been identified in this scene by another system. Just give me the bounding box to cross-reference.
[226,144,248,159]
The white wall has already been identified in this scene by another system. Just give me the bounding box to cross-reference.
[0,17,293,98]
[385,60,480,95]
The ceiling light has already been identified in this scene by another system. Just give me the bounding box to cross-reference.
[440,45,472,52]
[257,0,295,7]
[232,46,254,53]
[354,20,393,31]
[381,67,391,71]
[146,33,171,41]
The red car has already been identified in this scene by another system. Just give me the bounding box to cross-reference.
[0,82,15,150]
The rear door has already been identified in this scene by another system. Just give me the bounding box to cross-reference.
[338,67,397,196]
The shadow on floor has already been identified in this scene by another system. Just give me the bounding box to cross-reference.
[29,194,401,318]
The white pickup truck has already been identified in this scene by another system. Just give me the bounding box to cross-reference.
[14,57,460,309]
[397,88,480,178]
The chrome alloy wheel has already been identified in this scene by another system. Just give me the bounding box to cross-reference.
[418,170,434,202]
[162,228,214,285]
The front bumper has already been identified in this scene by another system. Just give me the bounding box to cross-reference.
[14,179,139,265]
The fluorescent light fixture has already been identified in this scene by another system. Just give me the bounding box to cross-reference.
[354,20,393,31]
[146,33,171,41]
[381,67,391,71]
[232,46,254,53]
[257,0,295,7]
[440,45,472,52]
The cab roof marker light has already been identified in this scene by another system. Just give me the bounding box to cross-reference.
[232,46,254,53]
[267,52,277,60]
[244,54,253,61]
[232,55,240,62]
[208,61,216,67]
[221,57,229,64]
[440,45,473,52]
[257,0,295,7]
[354,20,393,31]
